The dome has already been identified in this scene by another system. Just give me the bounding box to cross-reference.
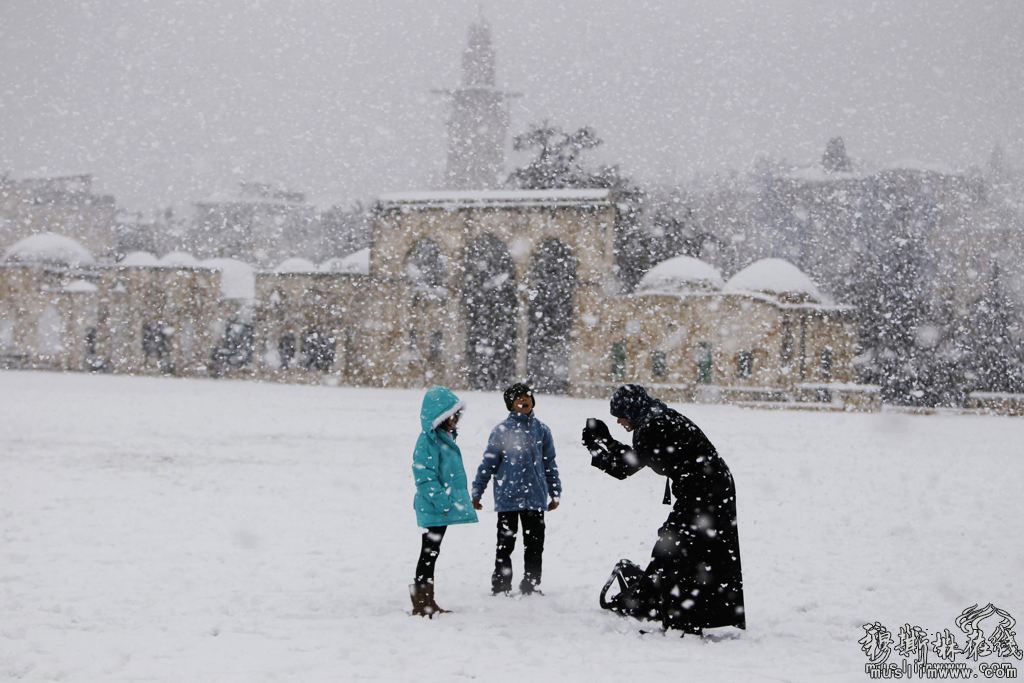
[63,279,99,293]
[160,251,200,267]
[202,258,255,301]
[637,256,724,293]
[119,251,160,267]
[320,248,370,275]
[3,233,95,267]
[275,257,317,273]
[723,258,829,304]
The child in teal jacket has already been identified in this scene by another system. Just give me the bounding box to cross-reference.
[410,385,478,617]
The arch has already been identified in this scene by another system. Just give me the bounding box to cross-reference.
[527,239,577,393]
[462,233,518,389]
[142,320,172,372]
[36,305,65,358]
[301,327,336,372]
[405,238,447,300]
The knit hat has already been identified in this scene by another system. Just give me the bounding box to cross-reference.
[503,382,534,411]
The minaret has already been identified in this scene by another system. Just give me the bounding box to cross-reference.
[435,18,520,189]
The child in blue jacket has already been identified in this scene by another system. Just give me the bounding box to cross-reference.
[472,383,561,595]
[410,385,478,617]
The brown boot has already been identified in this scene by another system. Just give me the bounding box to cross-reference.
[409,583,430,617]
[421,583,450,615]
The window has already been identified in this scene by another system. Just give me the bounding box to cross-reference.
[820,348,833,382]
[737,350,753,379]
[780,319,794,365]
[651,350,667,379]
[301,328,336,372]
[278,333,297,368]
[610,341,626,382]
[697,342,713,384]
[428,331,444,365]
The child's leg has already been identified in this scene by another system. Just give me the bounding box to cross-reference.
[520,511,546,589]
[492,512,518,593]
[414,526,447,586]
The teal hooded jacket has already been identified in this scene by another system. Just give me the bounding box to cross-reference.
[412,386,479,528]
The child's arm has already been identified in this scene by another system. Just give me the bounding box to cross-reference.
[412,434,452,512]
[471,426,504,507]
[541,423,562,509]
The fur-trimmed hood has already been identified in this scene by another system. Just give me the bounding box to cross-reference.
[419,385,465,434]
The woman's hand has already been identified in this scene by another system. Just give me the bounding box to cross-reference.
[472,498,483,510]
[582,417,612,451]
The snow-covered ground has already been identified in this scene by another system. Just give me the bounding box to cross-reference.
[1,371,1021,681]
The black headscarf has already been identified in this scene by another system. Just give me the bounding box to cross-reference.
[609,384,669,428]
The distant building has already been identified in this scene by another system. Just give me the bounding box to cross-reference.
[0,174,118,258]
[190,182,320,267]
[1,191,874,411]
[434,19,520,189]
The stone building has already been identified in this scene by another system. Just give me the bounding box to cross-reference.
[0,174,119,258]
[2,191,871,410]
[575,256,864,406]
[1,234,235,375]
[252,250,371,384]
[190,182,320,267]
[366,189,618,391]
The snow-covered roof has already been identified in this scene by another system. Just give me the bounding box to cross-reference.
[3,233,95,267]
[637,256,724,294]
[63,279,98,293]
[724,258,830,304]
[274,257,318,274]
[160,251,200,267]
[202,258,255,301]
[377,188,612,210]
[119,251,160,267]
[786,160,961,183]
[319,248,370,275]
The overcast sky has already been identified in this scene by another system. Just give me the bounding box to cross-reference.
[2,0,1022,212]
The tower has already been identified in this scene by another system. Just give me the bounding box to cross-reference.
[435,18,520,189]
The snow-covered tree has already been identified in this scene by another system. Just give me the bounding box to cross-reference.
[506,121,650,289]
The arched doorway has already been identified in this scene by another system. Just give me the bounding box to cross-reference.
[405,238,446,300]
[463,234,518,389]
[36,304,65,360]
[527,239,577,393]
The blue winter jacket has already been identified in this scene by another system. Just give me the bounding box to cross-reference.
[472,412,562,513]
[412,386,479,528]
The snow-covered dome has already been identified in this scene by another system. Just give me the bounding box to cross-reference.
[159,251,200,267]
[637,256,724,294]
[3,233,95,267]
[723,258,829,304]
[274,257,318,273]
[119,251,160,267]
[63,279,98,293]
[320,248,370,275]
[202,258,255,301]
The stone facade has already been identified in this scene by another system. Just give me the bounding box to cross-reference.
[1,190,877,410]
[0,175,119,258]
[0,259,221,374]
[191,183,320,267]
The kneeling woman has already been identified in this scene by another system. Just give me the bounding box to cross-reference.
[583,385,745,635]
[410,385,478,617]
